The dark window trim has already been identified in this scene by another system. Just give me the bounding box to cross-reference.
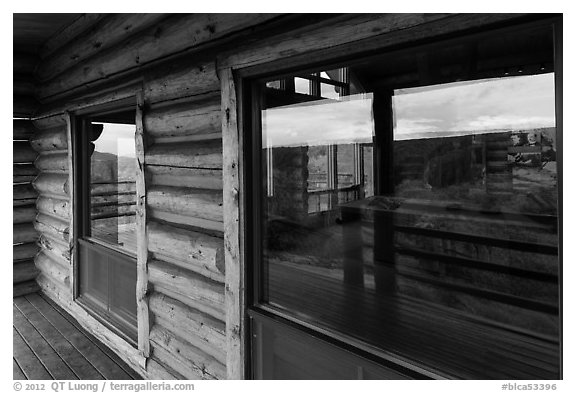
[248,307,439,379]
[553,18,563,378]
[241,15,563,380]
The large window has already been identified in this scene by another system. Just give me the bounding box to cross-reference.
[74,104,138,343]
[248,20,560,379]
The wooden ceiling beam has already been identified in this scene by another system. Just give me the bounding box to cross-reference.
[36,13,284,102]
[39,13,106,59]
[37,14,170,82]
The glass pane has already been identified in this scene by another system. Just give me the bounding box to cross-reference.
[321,83,340,99]
[266,80,282,90]
[295,77,310,95]
[308,145,330,213]
[257,23,559,379]
[90,122,137,254]
[363,145,374,198]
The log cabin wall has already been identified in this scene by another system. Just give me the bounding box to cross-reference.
[29,13,285,379]
[144,67,226,379]
[25,13,542,380]
[14,119,40,296]
[30,114,72,303]
[14,52,40,297]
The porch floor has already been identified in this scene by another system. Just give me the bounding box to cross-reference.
[13,292,142,380]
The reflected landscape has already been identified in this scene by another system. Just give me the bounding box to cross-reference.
[255,23,559,379]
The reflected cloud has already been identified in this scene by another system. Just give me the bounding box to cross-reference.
[394,74,555,140]
[262,94,374,147]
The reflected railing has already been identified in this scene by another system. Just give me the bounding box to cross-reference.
[89,180,137,254]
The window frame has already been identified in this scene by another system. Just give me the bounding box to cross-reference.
[71,96,140,347]
[240,16,563,379]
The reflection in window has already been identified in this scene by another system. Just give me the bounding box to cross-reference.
[90,122,137,254]
[255,23,559,379]
[392,75,557,220]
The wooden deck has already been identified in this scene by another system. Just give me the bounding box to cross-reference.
[13,293,142,380]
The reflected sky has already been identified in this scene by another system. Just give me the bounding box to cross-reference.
[262,74,555,147]
[262,93,374,148]
[394,73,555,140]
[92,123,136,158]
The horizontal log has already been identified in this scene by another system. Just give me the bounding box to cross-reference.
[14,163,38,183]
[14,260,38,284]
[145,98,220,139]
[35,151,69,172]
[13,280,39,297]
[149,259,225,321]
[145,359,181,380]
[13,175,36,184]
[148,220,224,280]
[146,139,222,169]
[34,213,69,243]
[14,205,36,224]
[14,76,36,96]
[91,203,136,218]
[147,186,223,223]
[38,14,281,100]
[14,198,37,207]
[220,14,455,69]
[153,285,225,328]
[13,119,37,140]
[14,183,38,201]
[14,163,38,177]
[150,326,225,380]
[152,133,222,145]
[149,293,226,364]
[33,173,69,197]
[148,210,224,233]
[13,242,39,261]
[91,182,136,196]
[37,196,70,220]
[39,14,106,59]
[14,94,39,118]
[13,141,38,163]
[147,165,222,190]
[13,223,38,244]
[91,193,135,206]
[38,234,71,263]
[145,61,219,104]
[38,14,170,82]
[148,343,203,380]
[14,52,38,74]
[33,114,67,130]
[36,273,72,303]
[30,126,68,152]
[35,251,70,286]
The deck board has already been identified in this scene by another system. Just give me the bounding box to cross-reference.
[13,293,141,380]
[13,359,27,380]
[13,296,104,380]
[13,304,77,380]
[13,327,52,380]
[25,293,134,380]
[51,296,142,379]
